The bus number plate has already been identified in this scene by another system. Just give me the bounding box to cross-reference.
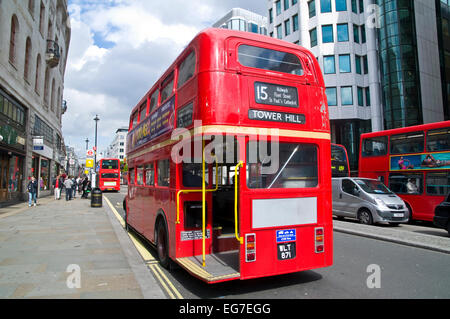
[277,242,296,260]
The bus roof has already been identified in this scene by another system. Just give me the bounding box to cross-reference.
[130,27,320,117]
[361,121,450,139]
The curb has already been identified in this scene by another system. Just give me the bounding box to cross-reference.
[333,222,450,255]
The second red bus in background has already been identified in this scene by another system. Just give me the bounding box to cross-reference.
[98,158,121,192]
[359,121,450,222]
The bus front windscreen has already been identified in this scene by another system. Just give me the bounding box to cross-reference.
[101,160,119,170]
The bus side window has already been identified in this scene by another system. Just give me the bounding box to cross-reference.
[145,164,155,186]
[129,168,135,185]
[137,166,144,185]
[157,159,170,187]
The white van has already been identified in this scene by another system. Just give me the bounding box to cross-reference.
[332,177,409,225]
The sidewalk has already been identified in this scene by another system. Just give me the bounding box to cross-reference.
[0,195,166,299]
[333,219,450,254]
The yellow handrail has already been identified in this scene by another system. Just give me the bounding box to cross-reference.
[234,161,244,245]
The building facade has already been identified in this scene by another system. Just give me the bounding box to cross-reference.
[267,0,447,170]
[104,127,128,161]
[0,0,70,205]
[213,8,268,35]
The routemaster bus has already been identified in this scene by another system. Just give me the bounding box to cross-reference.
[359,121,450,222]
[98,158,121,192]
[331,144,350,177]
[124,28,333,283]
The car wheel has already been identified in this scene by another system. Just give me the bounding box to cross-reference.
[447,223,450,237]
[358,209,373,225]
[156,220,170,269]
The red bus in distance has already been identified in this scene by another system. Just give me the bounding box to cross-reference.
[98,158,121,192]
[331,144,350,178]
[125,28,332,283]
[359,121,450,222]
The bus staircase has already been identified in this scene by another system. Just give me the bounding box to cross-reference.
[175,159,243,283]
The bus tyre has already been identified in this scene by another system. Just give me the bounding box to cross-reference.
[447,223,450,237]
[123,199,129,231]
[358,209,373,225]
[156,220,170,269]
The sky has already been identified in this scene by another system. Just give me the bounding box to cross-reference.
[63,0,267,158]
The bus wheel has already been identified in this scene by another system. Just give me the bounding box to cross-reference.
[358,209,373,225]
[406,204,414,224]
[156,220,170,269]
[123,199,129,231]
[447,223,450,237]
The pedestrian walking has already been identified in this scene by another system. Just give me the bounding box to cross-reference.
[27,176,38,207]
[64,176,73,201]
[82,177,89,199]
[71,176,77,199]
[53,174,61,200]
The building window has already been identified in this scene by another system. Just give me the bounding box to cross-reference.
[9,15,19,65]
[284,19,291,36]
[322,25,334,43]
[363,55,368,74]
[35,54,41,94]
[320,0,332,13]
[341,86,353,105]
[309,0,316,18]
[323,55,336,74]
[339,54,351,73]
[326,87,337,106]
[293,14,299,32]
[34,116,54,143]
[353,24,360,43]
[249,22,259,33]
[276,1,282,15]
[365,87,371,106]
[292,0,298,4]
[269,9,273,24]
[336,0,347,11]
[276,24,283,39]
[310,28,318,47]
[355,55,362,74]
[284,0,289,10]
[351,0,357,13]
[39,2,45,35]
[357,87,364,106]
[361,25,366,43]
[44,68,50,106]
[359,0,364,13]
[337,23,349,42]
[24,38,32,81]
[50,78,55,111]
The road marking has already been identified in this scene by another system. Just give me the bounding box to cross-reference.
[103,194,183,299]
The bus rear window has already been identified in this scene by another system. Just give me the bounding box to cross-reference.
[238,45,304,76]
[102,160,119,169]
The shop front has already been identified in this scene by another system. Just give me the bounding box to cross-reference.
[32,136,54,197]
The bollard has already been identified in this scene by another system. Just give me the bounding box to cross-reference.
[91,188,102,208]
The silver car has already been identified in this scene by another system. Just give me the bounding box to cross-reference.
[332,177,409,225]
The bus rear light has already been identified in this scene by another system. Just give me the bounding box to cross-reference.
[245,233,256,263]
[315,227,324,253]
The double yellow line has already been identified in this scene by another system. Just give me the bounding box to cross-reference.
[104,196,183,299]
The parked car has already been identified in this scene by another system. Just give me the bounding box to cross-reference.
[433,193,450,236]
[332,177,409,225]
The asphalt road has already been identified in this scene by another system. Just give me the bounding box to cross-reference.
[104,187,450,299]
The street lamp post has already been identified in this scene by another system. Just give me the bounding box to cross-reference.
[93,115,99,187]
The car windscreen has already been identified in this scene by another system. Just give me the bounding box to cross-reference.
[354,179,392,195]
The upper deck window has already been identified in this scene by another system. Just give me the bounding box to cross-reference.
[149,89,159,113]
[160,72,174,103]
[238,45,304,76]
[131,112,138,129]
[390,132,424,154]
[361,136,388,157]
[139,102,147,122]
[426,128,450,152]
[177,51,196,88]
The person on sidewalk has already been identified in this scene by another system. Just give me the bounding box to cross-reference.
[71,176,77,199]
[27,176,38,207]
[64,176,73,201]
[53,174,61,200]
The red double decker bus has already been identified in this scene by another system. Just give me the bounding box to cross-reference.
[98,158,121,192]
[331,144,350,177]
[359,121,450,222]
[125,28,332,283]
